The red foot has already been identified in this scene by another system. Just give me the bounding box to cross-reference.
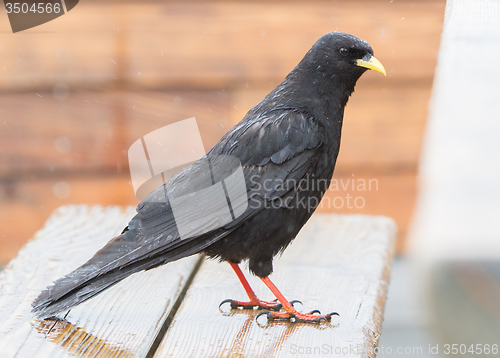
[257,277,339,324]
[225,262,339,324]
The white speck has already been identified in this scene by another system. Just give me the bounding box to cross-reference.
[36,93,42,98]
[54,136,71,153]
[52,181,71,199]
[111,58,116,64]
[55,47,72,64]
[53,82,69,101]
[160,50,164,56]
[138,71,141,76]
[133,104,136,109]
[234,27,238,32]
[220,123,224,127]
[234,105,237,109]
[157,114,160,117]
[401,17,405,20]
[158,142,163,146]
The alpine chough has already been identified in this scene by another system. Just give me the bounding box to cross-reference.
[32,31,386,323]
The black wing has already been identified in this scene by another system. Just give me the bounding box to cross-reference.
[32,109,326,318]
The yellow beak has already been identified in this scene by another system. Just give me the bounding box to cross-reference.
[356,56,386,76]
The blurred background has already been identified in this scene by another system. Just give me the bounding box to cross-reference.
[0,0,445,264]
[2,0,483,356]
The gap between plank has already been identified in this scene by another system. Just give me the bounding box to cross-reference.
[145,254,205,358]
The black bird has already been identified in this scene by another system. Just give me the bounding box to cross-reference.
[32,31,385,323]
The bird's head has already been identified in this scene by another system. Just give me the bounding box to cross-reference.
[300,32,386,96]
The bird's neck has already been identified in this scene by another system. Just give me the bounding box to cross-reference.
[276,68,356,133]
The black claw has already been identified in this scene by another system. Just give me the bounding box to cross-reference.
[317,316,328,323]
[309,309,321,315]
[219,299,235,309]
[256,310,274,322]
[326,312,340,319]
[289,300,303,307]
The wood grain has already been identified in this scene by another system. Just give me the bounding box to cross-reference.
[0,176,139,264]
[153,214,396,358]
[0,205,200,358]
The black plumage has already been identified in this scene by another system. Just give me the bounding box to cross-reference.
[32,31,385,321]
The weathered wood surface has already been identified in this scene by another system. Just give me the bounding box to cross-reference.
[153,214,396,358]
[0,205,200,358]
[0,207,395,358]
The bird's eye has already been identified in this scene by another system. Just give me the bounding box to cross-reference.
[339,48,349,56]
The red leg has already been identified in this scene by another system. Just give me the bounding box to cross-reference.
[257,276,339,323]
[219,263,282,311]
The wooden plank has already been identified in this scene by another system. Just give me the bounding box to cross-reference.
[0,1,444,90]
[0,205,200,358]
[0,176,139,264]
[321,172,416,253]
[153,214,396,358]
